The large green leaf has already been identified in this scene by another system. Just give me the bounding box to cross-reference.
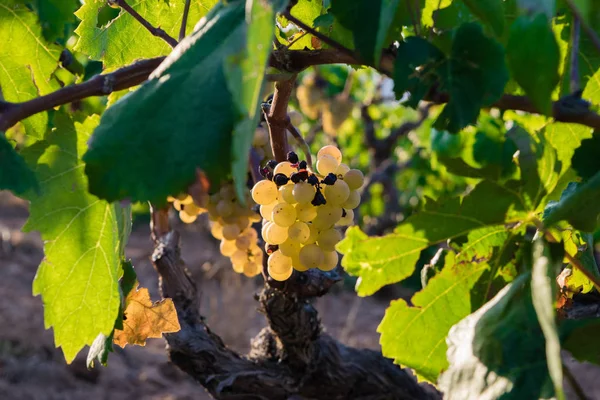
[562,318,600,366]
[438,274,556,400]
[34,0,79,42]
[544,177,600,232]
[83,1,246,204]
[434,23,508,133]
[544,122,593,175]
[74,0,217,69]
[0,0,61,138]
[378,254,489,382]
[507,14,560,115]
[462,0,504,36]
[572,134,600,180]
[421,0,451,27]
[330,0,400,66]
[22,113,131,363]
[0,134,38,195]
[337,180,524,296]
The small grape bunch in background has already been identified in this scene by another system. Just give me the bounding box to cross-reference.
[251,146,364,281]
[169,183,263,277]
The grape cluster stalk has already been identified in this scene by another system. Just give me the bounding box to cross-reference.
[251,145,364,281]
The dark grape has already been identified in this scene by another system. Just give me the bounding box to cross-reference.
[265,243,279,255]
[266,160,277,169]
[311,188,327,206]
[287,151,299,164]
[307,174,319,186]
[298,160,307,170]
[322,173,337,185]
[273,173,290,186]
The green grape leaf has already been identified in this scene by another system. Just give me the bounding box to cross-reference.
[434,22,508,133]
[562,318,600,366]
[455,225,510,263]
[74,0,217,69]
[34,0,79,42]
[572,134,600,180]
[330,0,400,65]
[531,239,565,400]
[544,122,593,175]
[22,113,131,363]
[83,2,246,204]
[507,14,560,115]
[226,0,286,202]
[378,255,489,382]
[462,0,504,36]
[337,180,524,296]
[544,177,600,232]
[0,134,38,195]
[422,0,451,27]
[0,0,61,138]
[516,0,555,19]
[438,274,557,400]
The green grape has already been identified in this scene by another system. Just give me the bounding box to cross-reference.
[288,221,310,243]
[252,180,279,205]
[216,200,234,217]
[272,202,297,227]
[319,251,338,271]
[316,154,339,175]
[210,221,224,240]
[219,185,235,200]
[274,161,297,177]
[243,227,258,241]
[335,163,350,176]
[299,244,324,269]
[253,126,269,147]
[222,224,241,240]
[232,261,245,274]
[260,201,278,221]
[279,239,302,257]
[323,180,350,205]
[236,235,251,251]
[261,221,273,240]
[236,215,250,231]
[291,254,309,271]
[268,250,293,273]
[268,265,293,281]
[317,145,342,164]
[243,261,261,277]
[266,223,288,245]
[279,184,297,204]
[231,250,248,269]
[342,190,360,209]
[305,223,319,244]
[220,239,237,257]
[336,209,354,226]
[179,211,197,224]
[313,206,343,229]
[344,169,364,190]
[293,182,316,204]
[289,110,303,126]
[296,202,317,222]
[317,228,342,252]
[183,202,204,216]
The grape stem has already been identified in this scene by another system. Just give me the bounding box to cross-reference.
[179,0,192,42]
[286,123,313,169]
[264,76,296,162]
[565,0,600,55]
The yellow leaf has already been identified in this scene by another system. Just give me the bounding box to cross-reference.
[113,286,180,347]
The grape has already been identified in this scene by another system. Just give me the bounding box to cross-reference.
[344,169,364,190]
[179,211,198,224]
[268,250,293,273]
[266,223,288,245]
[222,224,241,240]
[323,180,350,205]
[261,221,273,240]
[232,261,245,274]
[217,200,234,217]
[293,182,316,204]
[342,190,360,209]
[288,221,310,243]
[317,145,342,164]
[236,235,251,251]
[316,154,339,175]
[210,222,224,240]
[260,201,278,221]
[319,251,339,271]
[268,265,293,281]
[305,223,319,244]
[279,184,297,204]
[236,215,250,231]
[291,253,309,271]
[272,202,297,227]
[183,202,204,215]
[296,202,317,222]
[313,206,343,229]
[231,250,248,268]
[299,244,324,269]
[220,239,237,257]
[252,180,278,205]
[335,163,350,176]
[317,228,342,252]
[289,110,303,126]
[253,126,269,146]
[243,262,261,277]
[274,161,296,177]
[219,185,235,200]
[336,209,354,226]
[243,227,258,241]
[279,239,302,257]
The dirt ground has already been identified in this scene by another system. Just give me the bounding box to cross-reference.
[1,191,599,400]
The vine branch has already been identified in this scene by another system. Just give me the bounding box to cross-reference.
[179,0,192,41]
[111,0,178,48]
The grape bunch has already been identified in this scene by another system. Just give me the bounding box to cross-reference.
[252,123,273,161]
[170,183,263,277]
[251,146,364,281]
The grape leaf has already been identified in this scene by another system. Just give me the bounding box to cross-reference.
[330,0,400,65]
[462,0,504,36]
[74,0,217,70]
[337,180,524,296]
[0,0,61,138]
[562,318,600,366]
[531,239,565,400]
[87,331,114,368]
[507,14,560,115]
[83,1,246,205]
[113,285,180,347]
[422,0,451,27]
[572,134,600,180]
[438,274,557,400]
[21,113,131,363]
[0,134,38,195]
[544,176,600,232]
[34,0,79,42]
[517,0,555,19]
[378,255,489,382]
[544,122,593,175]
[454,225,510,263]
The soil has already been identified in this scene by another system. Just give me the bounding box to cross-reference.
[0,191,599,400]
